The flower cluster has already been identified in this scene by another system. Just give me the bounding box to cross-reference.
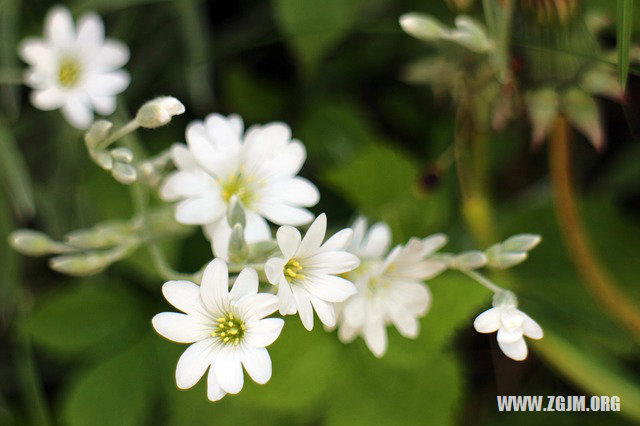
[8,4,546,404]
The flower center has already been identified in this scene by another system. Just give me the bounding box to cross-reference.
[58,57,82,88]
[221,173,255,206]
[284,259,304,283]
[211,313,246,345]
[501,310,524,332]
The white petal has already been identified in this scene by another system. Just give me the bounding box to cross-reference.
[77,12,104,47]
[162,280,201,315]
[213,349,244,394]
[387,303,419,338]
[152,312,210,343]
[61,97,93,129]
[204,113,242,151]
[259,202,314,227]
[338,322,358,343]
[175,196,224,225]
[244,212,272,242]
[343,296,366,328]
[521,312,543,339]
[277,280,296,315]
[292,286,314,330]
[237,293,280,320]
[497,327,524,344]
[321,228,353,252]
[200,259,229,314]
[265,258,285,285]
[304,251,360,274]
[308,296,336,327]
[279,140,306,176]
[276,226,301,259]
[297,213,326,258]
[170,143,198,170]
[45,6,75,47]
[175,339,215,389]
[86,71,130,96]
[160,170,216,201]
[18,39,55,66]
[241,347,272,384]
[186,121,226,176]
[97,40,130,70]
[245,318,284,348]
[363,317,387,358]
[90,95,116,115]
[30,88,65,111]
[361,222,392,259]
[230,268,259,300]
[303,274,357,303]
[473,308,501,333]
[421,233,448,255]
[271,177,319,207]
[206,366,227,401]
[498,337,528,361]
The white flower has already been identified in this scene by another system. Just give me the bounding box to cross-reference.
[160,113,320,252]
[18,6,130,129]
[473,294,543,361]
[264,214,359,331]
[152,259,284,401]
[336,217,448,357]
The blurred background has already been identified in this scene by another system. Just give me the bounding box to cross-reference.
[1,0,640,425]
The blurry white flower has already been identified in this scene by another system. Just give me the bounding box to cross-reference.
[18,6,130,129]
[264,214,359,330]
[336,217,448,357]
[160,113,320,250]
[473,292,543,361]
[152,259,284,401]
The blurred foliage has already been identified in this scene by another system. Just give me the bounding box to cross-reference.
[1,0,639,426]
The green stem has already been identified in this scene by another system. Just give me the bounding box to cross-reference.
[459,268,504,293]
[96,119,139,151]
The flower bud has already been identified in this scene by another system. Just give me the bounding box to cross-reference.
[492,290,518,309]
[450,250,487,270]
[399,13,449,41]
[93,151,114,170]
[526,89,559,147]
[226,196,246,229]
[49,253,112,276]
[110,147,134,164]
[448,16,494,53]
[111,162,137,184]
[562,88,605,151]
[85,120,113,149]
[228,223,249,264]
[9,230,64,256]
[136,96,185,129]
[502,234,541,252]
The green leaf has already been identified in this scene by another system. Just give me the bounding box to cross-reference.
[322,143,452,241]
[0,117,35,220]
[60,335,157,426]
[617,0,634,88]
[23,282,143,357]
[273,0,364,74]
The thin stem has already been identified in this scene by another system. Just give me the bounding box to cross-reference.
[459,268,504,293]
[96,119,139,151]
[549,115,640,340]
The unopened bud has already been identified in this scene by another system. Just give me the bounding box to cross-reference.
[9,230,65,256]
[450,251,487,270]
[502,234,541,252]
[399,13,449,41]
[136,96,185,129]
[493,290,518,309]
[110,147,134,164]
[226,196,246,229]
[85,120,113,149]
[49,253,112,276]
[111,162,137,185]
[448,16,494,53]
[228,223,249,264]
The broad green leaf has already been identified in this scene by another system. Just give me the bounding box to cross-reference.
[60,335,157,426]
[273,0,364,73]
[23,282,144,357]
[0,117,35,220]
[617,0,634,88]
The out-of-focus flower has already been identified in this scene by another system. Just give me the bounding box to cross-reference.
[265,214,359,331]
[160,113,320,248]
[152,259,284,401]
[336,217,448,357]
[473,291,543,361]
[18,6,130,129]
